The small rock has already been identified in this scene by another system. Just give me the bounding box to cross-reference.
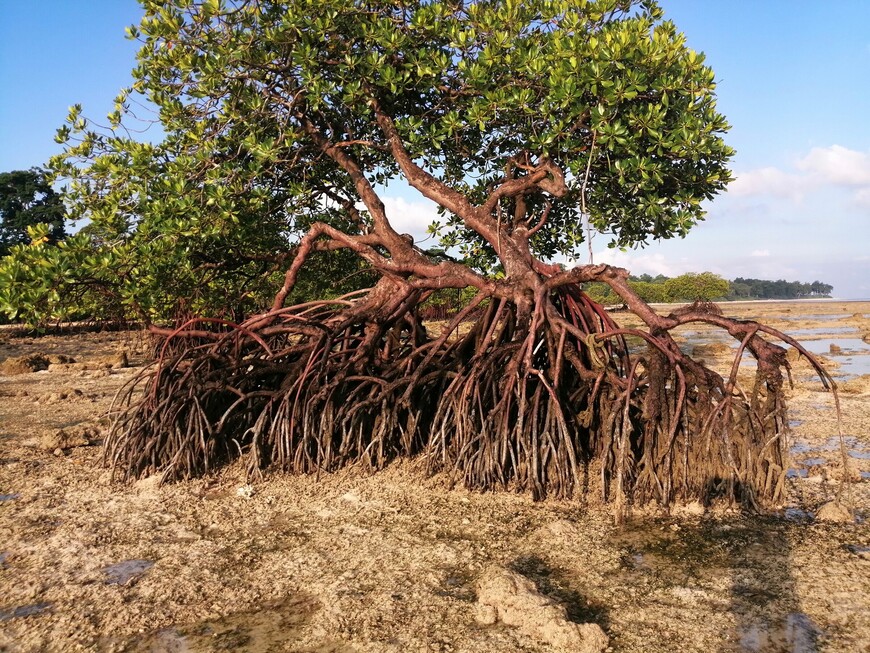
[46,354,75,365]
[0,354,50,375]
[40,424,101,451]
[236,484,256,499]
[476,566,608,653]
[815,501,853,523]
[134,475,162,493]
[692,342,731,357]
[542,519,580,537]
[58,388,85,401]
[340,490,361,504]
[672,500,705,517]
[829,344,842,354]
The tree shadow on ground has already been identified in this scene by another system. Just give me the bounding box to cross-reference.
[721,514,820,653]
[510,554,611,630]
[612,511,821,652]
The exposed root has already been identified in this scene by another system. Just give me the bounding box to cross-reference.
[106,274,837,512]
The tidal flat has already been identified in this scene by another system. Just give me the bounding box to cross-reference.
[1,300,868,652]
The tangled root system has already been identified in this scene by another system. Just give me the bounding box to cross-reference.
[107,269,835,512]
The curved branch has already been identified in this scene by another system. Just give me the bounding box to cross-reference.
[372,103,479,226]
[481,168,550,215]
[297,114,404,248]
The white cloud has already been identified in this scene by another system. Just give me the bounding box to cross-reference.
[728,167,806,200]
[366,195,443,245]
[750,249,770,257]
[727,145,870,210]
[796,144,870,186]
[588,249,697,278]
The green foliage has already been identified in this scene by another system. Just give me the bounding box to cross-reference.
[3,0,733,324]
[581,282,620,306]
[629,280,668,303]
[0,168,66,257]
[581,273,836,306]
[662,272,730,301]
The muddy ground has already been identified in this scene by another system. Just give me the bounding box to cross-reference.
[1,301,868,653]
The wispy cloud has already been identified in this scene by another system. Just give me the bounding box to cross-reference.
[750,249,770,257]
[853,187,870,209]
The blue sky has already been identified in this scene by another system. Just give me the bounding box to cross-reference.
[1,1,868,297]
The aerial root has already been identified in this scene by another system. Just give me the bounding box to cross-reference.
[106,286,836,510]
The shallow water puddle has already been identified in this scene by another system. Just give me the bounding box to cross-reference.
[113,594,323,653]
[783,508,813,522]
[791,435,870,455]
[614,517,829,649]
[780,313,850,321]
[739,612,820,652]
[829,355,870,378]
[792,338,870,370]
[103,559,154,585]
[0,493,20,501]
[613,518,758,585]
[0,602,52,621]
[789,436,870,477]
[844,544,870,556]
[787,326,858,336]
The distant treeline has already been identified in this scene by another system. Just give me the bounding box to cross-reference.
[727,277,832,300]
[582,272,833,306]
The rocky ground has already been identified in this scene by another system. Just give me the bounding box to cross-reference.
[1,301,869,653]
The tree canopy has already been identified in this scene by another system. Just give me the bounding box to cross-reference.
[0,0,733,325]
[0,168,66,257]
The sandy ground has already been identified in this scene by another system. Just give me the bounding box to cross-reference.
[1,301,869,653]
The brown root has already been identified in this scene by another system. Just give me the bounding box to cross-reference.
[106,277,834,512]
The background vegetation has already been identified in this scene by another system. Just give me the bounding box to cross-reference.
[582,271,833,306]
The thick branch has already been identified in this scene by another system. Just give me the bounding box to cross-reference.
[265,222,495,321]
[372,104,479,224]
[270,223,389,313]
[546,264,669,329]
[297,115,403,247]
